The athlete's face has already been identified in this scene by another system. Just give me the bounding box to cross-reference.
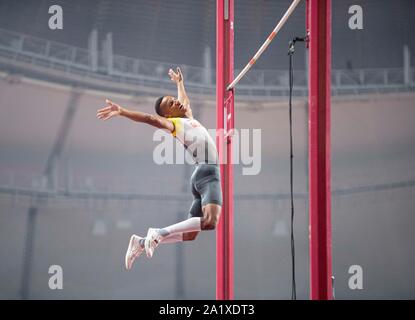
[160,96,188,118]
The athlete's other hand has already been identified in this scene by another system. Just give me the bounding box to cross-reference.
[168,67,183,84]
[97,99,122,121]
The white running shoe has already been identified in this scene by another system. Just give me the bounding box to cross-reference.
[144,228,163,258]
[125,234,144,270]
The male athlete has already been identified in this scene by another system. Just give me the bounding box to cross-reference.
[96,67,222,270]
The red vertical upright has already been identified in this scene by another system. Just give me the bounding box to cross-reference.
[216,0,234,300]
[307,0,333,300]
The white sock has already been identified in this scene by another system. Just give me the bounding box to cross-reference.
[139,233,183,248]
[160,217,201,236]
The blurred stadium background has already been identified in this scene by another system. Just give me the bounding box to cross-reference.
[0,0,414,299]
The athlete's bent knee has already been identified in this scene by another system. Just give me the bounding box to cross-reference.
[201,214,219,230]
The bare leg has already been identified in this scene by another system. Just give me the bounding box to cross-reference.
[183,231,199,241]
[144,204,221,257]
[201,203,222,230]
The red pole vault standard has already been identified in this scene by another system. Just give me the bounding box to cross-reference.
[216,0,234,300]
[307,0,333,300]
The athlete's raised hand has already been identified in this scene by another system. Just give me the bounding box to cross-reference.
[168,67,183,84]
[97,99,122,121]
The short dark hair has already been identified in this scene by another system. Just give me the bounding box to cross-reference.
[154,96,165,116]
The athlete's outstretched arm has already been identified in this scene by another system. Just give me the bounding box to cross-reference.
[97,99,174,132]
[168,67,190,107]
